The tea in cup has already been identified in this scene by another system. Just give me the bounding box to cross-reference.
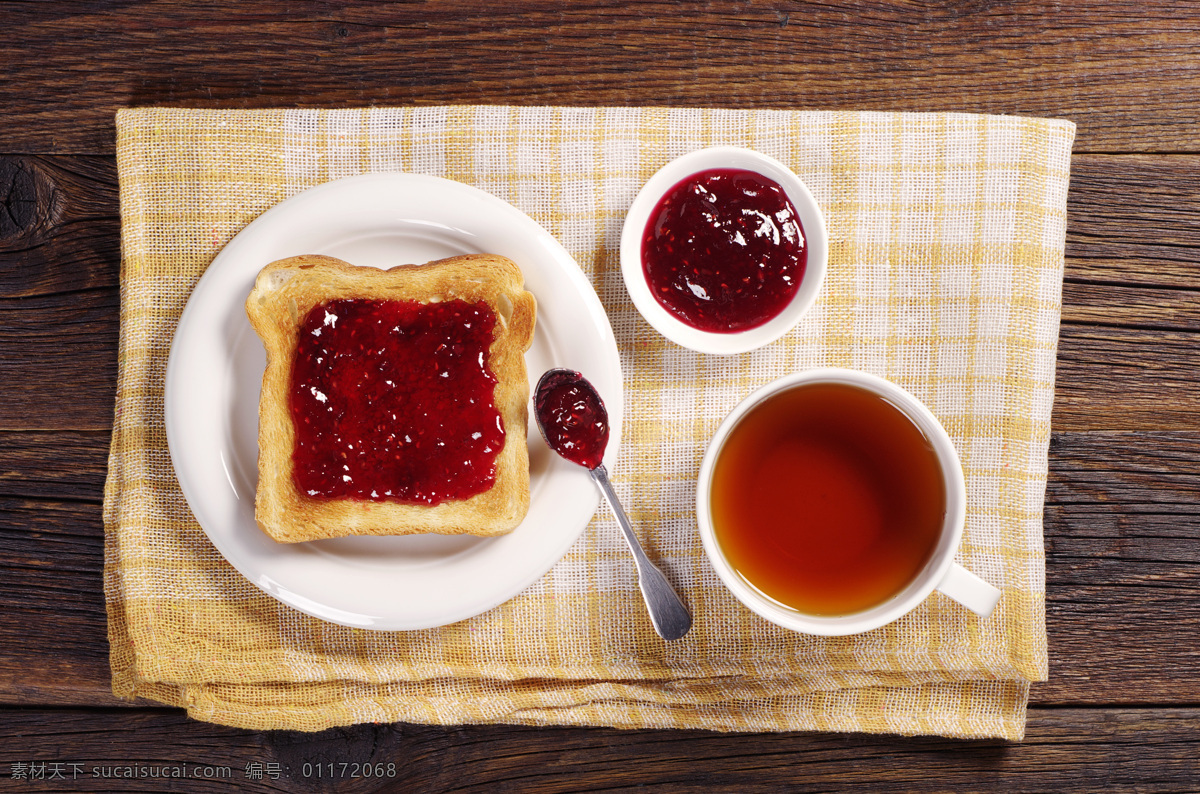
[696,369,1000,635]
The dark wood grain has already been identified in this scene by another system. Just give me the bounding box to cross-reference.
[5,1,1200,156]
[0,289,117,432]
[0,156,119,299]
[1064,155,1200,290]
[0,431,109,501]
[5,1,1200,788]
[0,707,1196,793]
[0,155,119,432]
[1053,326,1200,431]
[0,487,113,705]
[1040,431,1200,702]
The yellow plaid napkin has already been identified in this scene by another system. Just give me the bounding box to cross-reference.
[104,106,1074,740]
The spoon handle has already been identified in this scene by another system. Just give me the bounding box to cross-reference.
[589,465,693,641]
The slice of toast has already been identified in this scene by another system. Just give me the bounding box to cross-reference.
[245,253,537,543]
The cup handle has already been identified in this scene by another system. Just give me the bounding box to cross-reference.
[935,563,1001,617]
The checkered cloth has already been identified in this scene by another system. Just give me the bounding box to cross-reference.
[104,106,1074,739]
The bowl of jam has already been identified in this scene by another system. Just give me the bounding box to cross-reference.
[620,147,827,355]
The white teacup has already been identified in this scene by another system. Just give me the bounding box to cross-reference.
[696,368,1001,636]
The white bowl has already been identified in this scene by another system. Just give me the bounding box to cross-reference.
[619,146,828,355]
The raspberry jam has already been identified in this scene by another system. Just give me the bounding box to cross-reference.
[534,369,609,470]
[641,167,806,333]
[289,298,503,505]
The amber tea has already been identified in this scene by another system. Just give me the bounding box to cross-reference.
[709,381,946,616]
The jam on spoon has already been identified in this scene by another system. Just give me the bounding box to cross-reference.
[531,368,610,470]
[534,368,692,641]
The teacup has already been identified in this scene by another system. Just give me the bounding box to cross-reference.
[696,368,1001,636]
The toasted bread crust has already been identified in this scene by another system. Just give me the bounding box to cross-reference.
[245,253,536,543]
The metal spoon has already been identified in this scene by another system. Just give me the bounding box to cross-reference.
[533,368,693,641]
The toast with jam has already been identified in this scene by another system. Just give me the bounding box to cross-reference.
[245,253,536,543]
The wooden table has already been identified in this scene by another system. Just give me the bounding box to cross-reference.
[4,2,1199,790]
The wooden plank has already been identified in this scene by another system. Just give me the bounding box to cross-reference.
[0,494,115,705]
[1038,430,1200,702]
[4,151,1195,299]
[7,152,1199,297]
[0,706,1195,792]
[4,2,1200,154]
[1065,154,1200,289]
[1061,282,1200,332]
[1057,156,1200,437]
[0,435,115,705]
[0,429,1197,706]
[1052,326,1200,430]
[0,156,119,298]
[0,430,109,500]
[9,152,1200,299]
[0,290,117,431]
[3,151,1200,432]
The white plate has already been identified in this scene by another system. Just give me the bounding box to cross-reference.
[165,173,622,631]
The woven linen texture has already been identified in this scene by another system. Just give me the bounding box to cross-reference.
[104,106,1075,740]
